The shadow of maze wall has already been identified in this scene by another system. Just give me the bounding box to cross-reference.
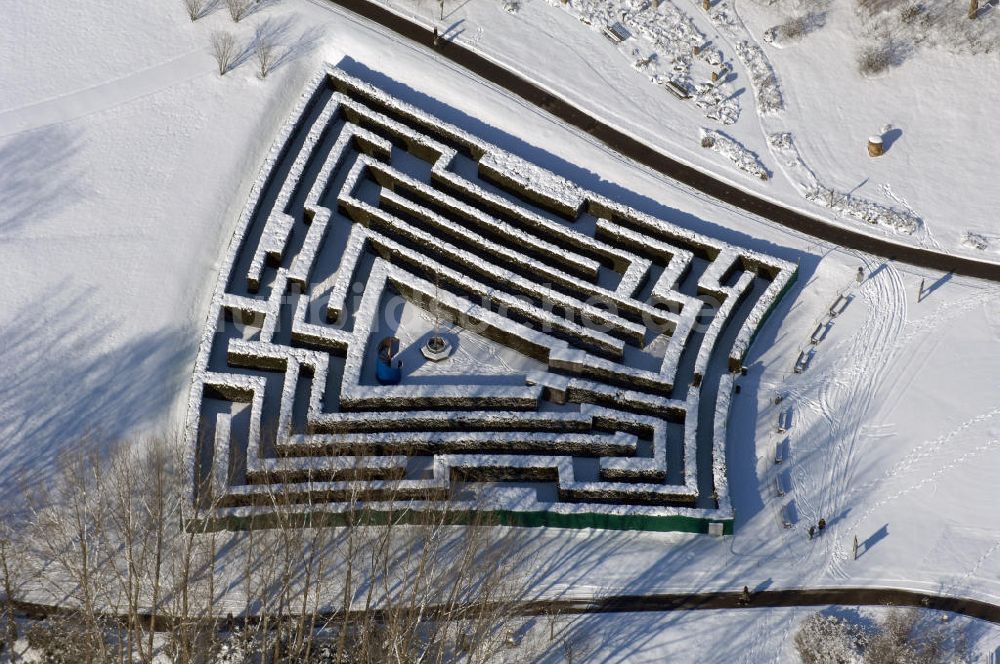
[184,67,798,533]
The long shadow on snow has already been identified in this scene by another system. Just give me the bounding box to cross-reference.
[0,286,194,505]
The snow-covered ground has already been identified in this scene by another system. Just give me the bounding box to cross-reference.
[2,0,1000,660]
[379,0,1000,257]
[530,605,1000,663]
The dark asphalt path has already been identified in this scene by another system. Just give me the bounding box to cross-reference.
[321,0,1000,282]
[519,588,1000,624]
[12,587,1000,628]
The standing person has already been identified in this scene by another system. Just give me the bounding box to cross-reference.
[433,27,439,47]
[808,525,815,540]
[818,518,827,534]
[740,586,751,606]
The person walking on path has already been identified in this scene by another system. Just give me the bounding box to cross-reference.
[808,525,815,540]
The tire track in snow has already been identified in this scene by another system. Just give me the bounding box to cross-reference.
[815,259,906,580]
[825,288,1000,575]
[0,50,208,138]
[845,406,1000,504]
[835,437,1000,562]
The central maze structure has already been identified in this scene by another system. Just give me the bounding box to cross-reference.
[186,67,796,533]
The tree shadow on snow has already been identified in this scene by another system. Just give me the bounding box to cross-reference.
[255,15,325,74]
[0,286,195,507]
[0,125,85,238]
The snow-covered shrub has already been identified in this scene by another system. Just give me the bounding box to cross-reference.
[795,608,972,664]
[767,16,807,42]
[961,231,989,250]
[857,0,906,14]
[899,2,925,24]
[700,128,770,180]
[864,607,970,664]
[763,12,827,45]
[794,612,868,664]
[25,618,106,664]
[734,40,784,113]
[857,43,894,75]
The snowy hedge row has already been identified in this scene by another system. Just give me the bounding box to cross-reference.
[184,66,803,532]
[247,95,343,293]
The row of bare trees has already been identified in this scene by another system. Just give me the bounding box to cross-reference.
[210,24,277,78]
[0,437,548,663]
[184,0,263,23]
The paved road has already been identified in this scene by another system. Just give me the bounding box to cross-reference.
[521,588,1000,624]
[13,586,1000,627]
[321,0,1000,282]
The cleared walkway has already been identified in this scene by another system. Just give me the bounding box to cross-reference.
[12,586,1000,628]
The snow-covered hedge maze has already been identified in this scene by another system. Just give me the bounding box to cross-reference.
[185,67,796,534]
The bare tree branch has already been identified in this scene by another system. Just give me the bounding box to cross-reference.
[181,0,205,21]
[254,23,277,79]
[226,0,254,22]
[210,31,237,76]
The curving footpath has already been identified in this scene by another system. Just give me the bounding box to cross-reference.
[11,587,1000,628]
[320,0,1000,282]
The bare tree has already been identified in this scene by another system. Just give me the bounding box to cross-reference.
[25,448,115,662]
[210,31,237,76]
[181,0,206,21]
[254,23,277,79]
[226,0,254,22]
[4,435,543,663]
[0,518,26,658]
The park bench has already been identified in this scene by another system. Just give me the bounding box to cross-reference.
[603,22,632,44]
[665,80,691,100]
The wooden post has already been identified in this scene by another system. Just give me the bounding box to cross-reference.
[969,0,978,19]
[867,135,884,157]
[703,0,710,10]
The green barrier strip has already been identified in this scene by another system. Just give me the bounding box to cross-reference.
[188,508,734,535]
